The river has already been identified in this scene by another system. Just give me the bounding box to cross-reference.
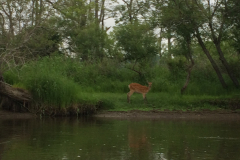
[0,116,240,160]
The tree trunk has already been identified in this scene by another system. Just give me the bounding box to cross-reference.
[208,11,239,88]
[214,42,239,88]
[181,38,194,94]
[167,27,171,58]
[181,60,194,94]
[0,71,3,82]
[94,0,101,60]
[159,27,163,58]
[122,0,133,23]
[100,0,105,30]
[195,30,227,88]
[0,61,3,82]
[95,0,99,25]
[35,0,39,25]
[0,82,32,102]
[6,2,14,37]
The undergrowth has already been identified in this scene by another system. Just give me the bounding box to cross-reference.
[2,55,240,112]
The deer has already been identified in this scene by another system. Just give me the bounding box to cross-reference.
[127,82,152,103]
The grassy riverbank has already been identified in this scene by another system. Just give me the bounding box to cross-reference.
[2,56,240,115]
[80,92,240,112]
[1,91,239,118]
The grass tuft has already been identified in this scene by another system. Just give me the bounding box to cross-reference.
[2,56,240,113]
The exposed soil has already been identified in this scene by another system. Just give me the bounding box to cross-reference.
[94,110,240,120]
[0,110,37,119]
[1,109,240,120]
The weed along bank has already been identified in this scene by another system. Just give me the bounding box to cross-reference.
[1,79,240,118]
[0,81,102,116]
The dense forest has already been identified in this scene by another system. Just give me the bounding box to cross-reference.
[0,0,239,115]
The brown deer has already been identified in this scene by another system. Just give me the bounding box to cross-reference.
[127,82,152,103]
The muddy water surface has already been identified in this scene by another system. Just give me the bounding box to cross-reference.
[0,116,240,160]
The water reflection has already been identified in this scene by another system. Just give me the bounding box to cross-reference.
[0,117,240,160]
[128,125,151,159]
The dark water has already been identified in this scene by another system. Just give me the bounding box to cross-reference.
[0,117,240,160]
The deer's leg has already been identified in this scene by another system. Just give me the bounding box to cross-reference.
[142,93,147,103]
[127,91,134,103]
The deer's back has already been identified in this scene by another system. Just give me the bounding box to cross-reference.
[128,83,149,93]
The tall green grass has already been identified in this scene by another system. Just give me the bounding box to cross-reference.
[2,55,239,111]
[4,57,79,107]
[21,60,79,107]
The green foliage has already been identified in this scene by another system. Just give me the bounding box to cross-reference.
[19,60,78,107]
[114,22,158,61]
[71,25,102,60]
[2,54,239,112]
[58,58,134,92]
[26,73,78,107]
[166,57,187,80]
[3,69,20,85]
[3,56,78,107]
[16,26,62,58]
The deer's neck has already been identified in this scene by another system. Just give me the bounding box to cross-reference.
[148,85,152,91]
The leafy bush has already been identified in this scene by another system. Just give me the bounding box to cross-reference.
[3,54,238,108]
[3,69,20,85]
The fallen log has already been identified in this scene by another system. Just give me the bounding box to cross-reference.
[0,81,100,116]
[0,81,32,102]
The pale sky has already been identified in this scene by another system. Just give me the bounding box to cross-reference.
[104,0,125,31]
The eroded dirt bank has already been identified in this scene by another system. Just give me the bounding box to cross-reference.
[1,109,240,120]
[94,110,240,120]
[0,110,37,119]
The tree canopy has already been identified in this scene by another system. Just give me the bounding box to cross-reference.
[0,0,239,89]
